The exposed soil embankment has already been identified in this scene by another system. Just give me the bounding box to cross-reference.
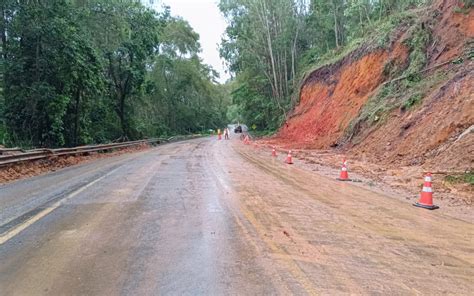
[262,0,473,203]
[350,0,474,170]
[353,69,473,170]
[276,49,390,149]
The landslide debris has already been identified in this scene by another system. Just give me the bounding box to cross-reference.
[262,0,473,203]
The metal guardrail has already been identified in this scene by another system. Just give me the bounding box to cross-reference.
[0,148,26,154]
[0,134,203,167]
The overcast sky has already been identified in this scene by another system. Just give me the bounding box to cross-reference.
[146,0,230,83]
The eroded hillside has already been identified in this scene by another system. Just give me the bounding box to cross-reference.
[269,0,473,172]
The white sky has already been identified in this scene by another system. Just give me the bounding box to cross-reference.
[148,0,230,83]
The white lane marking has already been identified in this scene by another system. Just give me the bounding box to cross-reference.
[0,167,121,245]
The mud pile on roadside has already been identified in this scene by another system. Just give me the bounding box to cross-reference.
[0,143,150,184]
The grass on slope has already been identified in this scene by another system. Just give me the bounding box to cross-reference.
[344,20,437,144]
[445,171,474,186]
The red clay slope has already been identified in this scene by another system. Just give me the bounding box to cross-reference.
[269,0,473,170]
[352,0,473,170]
[273,49,392,149]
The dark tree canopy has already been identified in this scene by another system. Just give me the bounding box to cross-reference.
[0,0,229,147]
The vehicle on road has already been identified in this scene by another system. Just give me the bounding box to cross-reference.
[234,125,242,133]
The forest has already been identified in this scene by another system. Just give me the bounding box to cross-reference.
[1,0,472,148]
[0,0,229,148]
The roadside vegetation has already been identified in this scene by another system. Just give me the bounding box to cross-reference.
[1,0,471,148]
[445,171,474,186]
[0,0,229,148]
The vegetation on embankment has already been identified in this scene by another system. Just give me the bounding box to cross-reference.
[345,21,435,143]
[445,171,474,186]
[0,0,230,148]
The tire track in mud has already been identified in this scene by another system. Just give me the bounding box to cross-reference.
[209,140,367,294]
[224,141,474,294]
[236,145,472,244]
[200,140,298,294]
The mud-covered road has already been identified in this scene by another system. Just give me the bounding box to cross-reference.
[0,137,473,295]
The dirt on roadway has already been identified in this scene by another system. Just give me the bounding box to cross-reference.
[0,143,150,184]
[0,136,473,295]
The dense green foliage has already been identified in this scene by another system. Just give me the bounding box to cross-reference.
[0,0,228,147]
[219,0,432,131]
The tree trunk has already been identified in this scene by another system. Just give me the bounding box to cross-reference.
[36,36,41,82]
[73,88,81,146]
[363,3,372,26]
[260,0,280,100]
[332,1,339,48]
[291,23,299,88]
[119,91,126,139]
[1,3,7,59]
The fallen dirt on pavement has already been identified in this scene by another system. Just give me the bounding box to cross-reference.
[253,140,473,223]
[213,138,474,294]
[0,143,150,185]
[0,137,473,294]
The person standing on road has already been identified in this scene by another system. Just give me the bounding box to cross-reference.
[224,128,230,140]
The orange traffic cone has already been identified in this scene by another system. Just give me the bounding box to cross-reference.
[285,150,293,164]
[413,173,439,210]
[336,159,352,181]
[272,147,277,157]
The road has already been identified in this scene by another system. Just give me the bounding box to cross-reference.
[0,137,473,295]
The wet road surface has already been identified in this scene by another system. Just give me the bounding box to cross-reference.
[0,137,473,295]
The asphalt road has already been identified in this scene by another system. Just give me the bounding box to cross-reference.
[0,137,473,295]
